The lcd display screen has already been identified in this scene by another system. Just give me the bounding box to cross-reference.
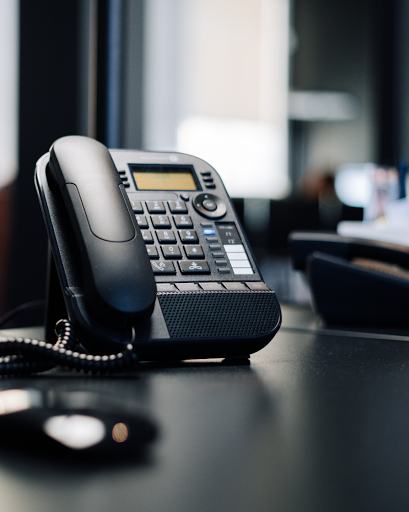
[130,165,198,191]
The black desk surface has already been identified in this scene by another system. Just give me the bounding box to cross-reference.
[1,305,409,512]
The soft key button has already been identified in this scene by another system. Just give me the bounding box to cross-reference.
[222,282,248,291]
[175,283,201,292]
[224,245,253,275]
[199,282,225,291]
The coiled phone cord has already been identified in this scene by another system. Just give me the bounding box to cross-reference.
[0,319,138,375]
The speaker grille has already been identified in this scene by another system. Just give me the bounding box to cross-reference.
[158,291,280,339]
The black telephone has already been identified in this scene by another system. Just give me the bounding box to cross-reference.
[290,231,409,327]
[22,135,280,370]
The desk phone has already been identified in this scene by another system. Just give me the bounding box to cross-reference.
[34,136,281,362]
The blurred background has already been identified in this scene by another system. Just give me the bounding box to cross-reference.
[0,0,408,323]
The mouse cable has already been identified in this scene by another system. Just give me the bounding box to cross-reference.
[0,319,138,376]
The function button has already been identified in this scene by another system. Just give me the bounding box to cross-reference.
[162,245,182,259]
[157,283,177,292]
[123,183,130,188]
[201,222,213,228]
[151,215,171,228]
[203,229,216,235]
[184,245,204,259]
[246,282,270,291]
[212,252,224,258]
[202,199,217,211]
[209,244,221,250]
[140,230,153,243]
[130,200,144,213]
[146,201,166,213]
[215,259,228,266]
[180,193,190,201]
[135,215,148,228]
[156,230,176,243]
[200,171,211,177]
[146,246,159,259]
[175,283,201,292]
[179,230,199,243]
[169,200,188,213]
[205,184,216,189]
[223,282,248,291]
[203,177,213,183]
[199,282,225,291]
[121,176,129,182]
[118,170,126,175]
[173,215,193,228]
[218,268,231,274]
[206,236,219,242]
[178,260,210,274]
[151,261,176,274]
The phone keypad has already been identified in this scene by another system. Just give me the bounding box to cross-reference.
[135,200,254,278]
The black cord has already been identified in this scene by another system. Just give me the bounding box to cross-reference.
[0,299,45,329]
[0,319,138,376]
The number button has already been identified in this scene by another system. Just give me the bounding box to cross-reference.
[140,230,153,243]
[173,215,193,228]
[135,215,148,228]
[179,230,199,243]
[162,246,182,259]
[151,215,171,228]
[168,201,187,213]
[184,245,204,259]
[130,200,143,213]
[156,230,176,243]
[146,201,166,213]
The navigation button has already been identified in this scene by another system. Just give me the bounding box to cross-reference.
[203,199,217,211]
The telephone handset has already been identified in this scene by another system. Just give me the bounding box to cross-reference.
[16,135,281,372]
[47,136,156,328]
[290,231,409,327]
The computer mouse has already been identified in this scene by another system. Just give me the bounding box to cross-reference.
[0,388,157,458]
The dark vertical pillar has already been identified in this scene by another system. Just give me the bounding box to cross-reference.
[375,0,400,165]
[7,1,81,317]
